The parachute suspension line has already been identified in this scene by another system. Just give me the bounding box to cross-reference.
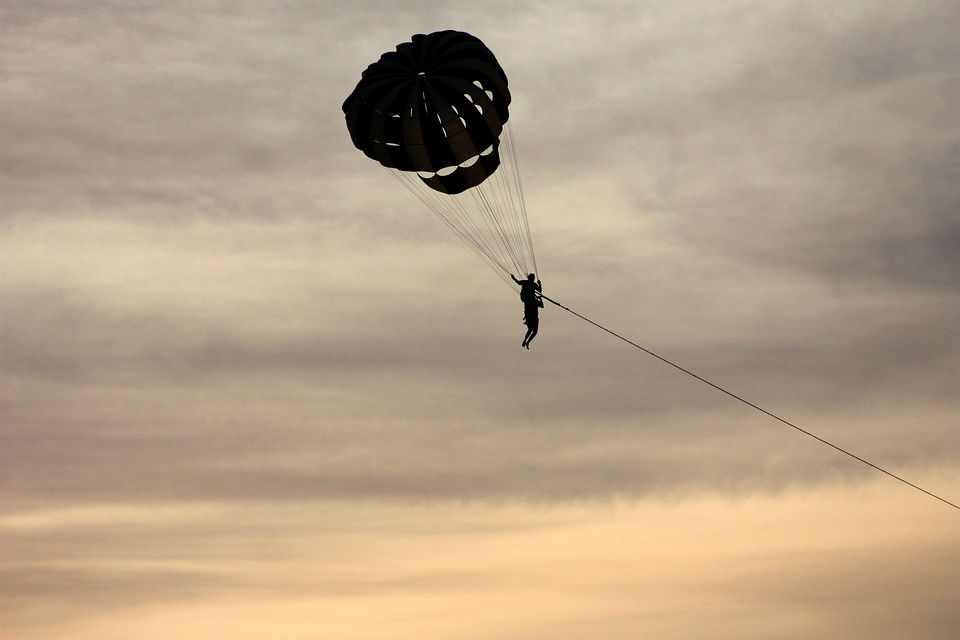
[481,168,523,273]
[390,171,513,285]
[539,293,960,512]
[480,127,532,280]
[471,180,525,277]
[490,133,531,275]
[383,126,538,290]
[504,123,538,277]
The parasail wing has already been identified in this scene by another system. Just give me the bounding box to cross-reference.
[343,30,511,194]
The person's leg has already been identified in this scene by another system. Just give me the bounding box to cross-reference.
[526,325,538,346]
[525,317,539,347]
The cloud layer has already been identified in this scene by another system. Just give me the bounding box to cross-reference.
[2,1,958,638]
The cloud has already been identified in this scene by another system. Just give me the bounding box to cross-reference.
[3,3,958,638]
[2,214,958,508]
[1,0,958,597]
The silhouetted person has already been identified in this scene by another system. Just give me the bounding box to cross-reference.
[511,273,542,349]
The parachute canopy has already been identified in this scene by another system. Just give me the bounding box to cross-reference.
[343,30,511,194]
[343,31,536,285]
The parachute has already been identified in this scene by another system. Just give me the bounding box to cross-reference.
[342,30,537,285]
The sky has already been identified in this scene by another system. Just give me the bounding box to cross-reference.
[2,1,958,638]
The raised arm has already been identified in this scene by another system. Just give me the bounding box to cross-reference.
[510,274,523,285]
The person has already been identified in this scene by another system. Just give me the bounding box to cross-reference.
[511,273,543,349]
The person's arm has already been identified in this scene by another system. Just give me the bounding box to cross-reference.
[510,274,523,285]
[535,280,542,292]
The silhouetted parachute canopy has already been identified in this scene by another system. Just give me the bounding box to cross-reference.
[342,30,511,195]
[343,30,536,286]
